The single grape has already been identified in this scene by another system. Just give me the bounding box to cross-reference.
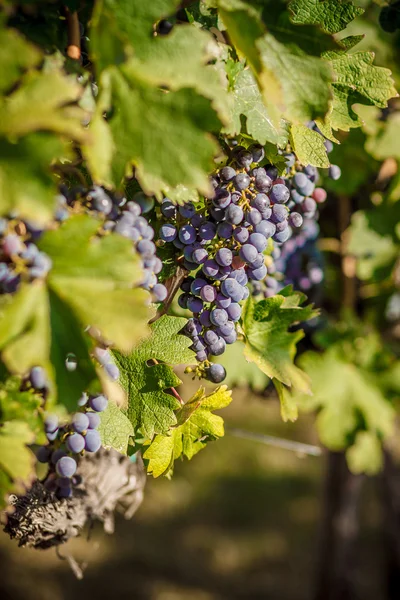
[289,212,303,228]
[273,228,291,243]
[206,363,226,383]
[204,330,219,346]
[78,392,88,407]
[233,226,249,244]
[89,394,108,412]
[239,244,258,264]
[56,456,77,478]
[36,446,51,463]
[234,173,250,191]
[216,292,231,309]
[87,412,101,429]
[179,224,197,245]
[254,220,276,238]
[312,188,327,204]
[293,172,308,190]
[45,414,59,433]
[191,278,207,295]
[187,296,204,313]
[220,166,236,181]
[249,253,264,269]
[249,232,267,252]
[213,188,231,209]
[84,429,101,453]
[202,259,219,278]
[30,366,46,390]
[72,413,89,433]
[270,184,290,204]
[215,248,233,267]
[226,303,241,321]
[210,206,226,222]
[52,448,67,466]
[159,223,177,242]
[209,337,226,356]
[161,199,177,219]
[196,350,208,362]
[3,234,23,256]
[329,165,341,180]
[200,285,217,303]
[199,221,216,241]
[250,144,265,164]
[252,193,270,212]
[199,310,212,327]
[217,222,233,239]
[221,278,244,302]
[210,308,228,327]
[157,19,174,35]
[104,362,120,381]
[66,433,85,454]
[248,264,268,280]
[152,283,168,302]
[179,203,196,219]
[192,248,208,264]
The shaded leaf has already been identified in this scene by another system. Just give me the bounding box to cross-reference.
[98,400,134,454]
[290,123,330,168]
[0,420,35,508]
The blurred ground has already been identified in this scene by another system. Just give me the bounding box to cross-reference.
[0,389,385,600]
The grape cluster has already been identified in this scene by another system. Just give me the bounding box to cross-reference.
[158,144,309,381]
[34,368,107,499]
[0,216,52,295]
[59,185,167,302]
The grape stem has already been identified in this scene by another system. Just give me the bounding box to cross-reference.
[64,7,81,60]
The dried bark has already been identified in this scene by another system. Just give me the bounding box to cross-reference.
[3,448,146,550]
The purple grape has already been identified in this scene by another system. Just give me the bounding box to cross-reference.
[249,254,264,269]
[36,446,51,463]
[205,363,226,383]
[87,412,101,429]
[210,308,228,327]
[221,278,244,302]
[271,204,288,223]
[234,173,250,190]
[252,193,270,212]
[239,244,258,264]
[233,226,249,244]
[3,234,23,256]
[226,303,241,321]
[191,278,207,295]
[104,362,120,381]
[231,269,248,286]
[200,285,217,303]
[289,212,303,228]
[210,206,226,222]
[246,208,262,226]
[78,392,88,407]
[215,248,233,267]
[179,224,196,244]
[199,310,212,327]
[216,291,231,309]
[137,239,156,257]
[303,197,317,214]
[273,228,291,243]
[293,172,308,190]
[44,415,59,433]
[152,283,168,302]
[192,248,208,264]
[204,330,219,345]
[66,433,85,453]
[202,259,219,278]
[209,337,226,356]
[159,223,177,242]
[178,293,189,309]
[161,200,177,218]
[179,203,196,219]
[191,213,205,228]
[328,165,341,180]
[30,366,46,390]
[84,429,101,453]
[72,413,89,433]
[89,395,108,412]
[249,233,268,252]
[220,166,236,181]
[217,222,233,239]
[224,330,237,344]
[213,188,231,208]
[226,204,244,225]
[192,338,205,352]
[56,456,77,478]
[248,264,268,280]
[255,220,276,238]
[199,221,216,241]
[275,220,289,233]
[196,350,208,362]
[270,184,290,204]
[250,144,265,164]
[187,296,203,313]
[236,149,253,168]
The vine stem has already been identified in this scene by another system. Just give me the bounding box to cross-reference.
[65,7,81,60]
[227,427,322,457]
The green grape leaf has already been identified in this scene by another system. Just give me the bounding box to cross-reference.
[257,34,333,124]
[289,0,364,34]
[0,27,42,94]
[144,385,232,477]
[107,66,221,196]
[274,379,298,422]
[241,290,318,393]
[346,431,383,476]
[0,377,43,440]
[328,52,398,131]
[0,133,68,225]
[290,123,330,168]
[226,68,288,147]
[347,211,399,280]
[0,70,87,142]
[113,315,195,438]
[128,26,230,124]
[98,400,134,454]
[295,348,395,466]
[216,341,269,392]
[0,216,149,408]
[365,112,400,161]
[91,0,181,72]
[0,420,36,508]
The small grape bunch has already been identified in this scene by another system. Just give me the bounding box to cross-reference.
[0,216,52,295]
[60,185,167,303]
[36,390,108,499]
